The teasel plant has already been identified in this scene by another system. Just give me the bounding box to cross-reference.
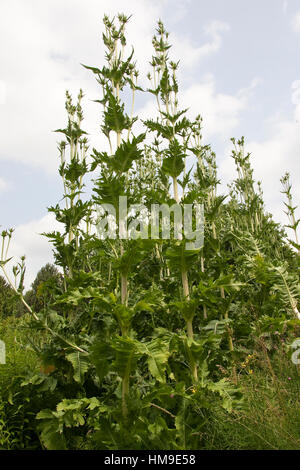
[281,172,300,255]
[228,137,264,234]
[144,20,246,385]
[226,142,300,326]
[49,89,91,283]
[83,13,160,418]
[0,229,88,355]
[202,146,237,365]
[241,232,300,321]
[144,20,203,382]
[3,15,274,449]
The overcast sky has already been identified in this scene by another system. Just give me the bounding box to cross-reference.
[1,0,300,288]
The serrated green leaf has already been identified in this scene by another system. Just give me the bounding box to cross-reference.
[66,352,90,384]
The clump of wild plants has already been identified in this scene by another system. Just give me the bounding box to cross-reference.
[1,13,300,451]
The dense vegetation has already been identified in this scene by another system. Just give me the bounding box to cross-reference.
[1,15,300,450]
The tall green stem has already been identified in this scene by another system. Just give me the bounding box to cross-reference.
[182,269,198,382]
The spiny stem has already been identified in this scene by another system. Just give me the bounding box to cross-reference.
[150,402,176,419]
[173,177,179,204]
[182,268,198,382]
[0,264,87,354]
[121,274,128,306]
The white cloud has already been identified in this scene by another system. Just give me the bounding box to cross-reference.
[0,177,11,193]
[291,79,300,106]
[218,81,300,228]
[164,0,191,24]
[0,1,237,288]
[292,11,300,33]
[0,0,165,173]
[0,81,6,104]
[283,1,288,15]
[171,20,230,68]
[5,213,63,290]
[180,74,257,140]
[0,1,231,175]
[248,126,300,226]
[136,73,257,151]
[237,77,262,99]
[203,20,231,52]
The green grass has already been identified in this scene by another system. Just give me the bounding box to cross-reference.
[1,315,300,450]
[0,315,38,387]
[203,346,300,450]
[0,315,40,449]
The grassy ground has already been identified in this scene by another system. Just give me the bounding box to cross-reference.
[203,345,300,450]
[0,315,40,449]
[1,316,300,449]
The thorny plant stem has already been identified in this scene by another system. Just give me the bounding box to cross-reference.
[0,260,87,355]
[107,22,131,418]
[154,26,199,384]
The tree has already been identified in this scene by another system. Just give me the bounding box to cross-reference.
[0,275,21,318]
[24,264,63,313]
